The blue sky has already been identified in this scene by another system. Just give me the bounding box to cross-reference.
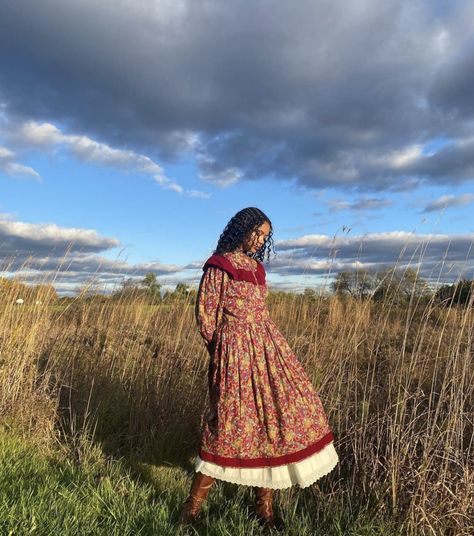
[1,1,474,295]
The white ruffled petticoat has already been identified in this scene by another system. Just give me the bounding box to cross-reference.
[194,440,339,489]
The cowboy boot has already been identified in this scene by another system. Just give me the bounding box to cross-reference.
[254,486,276,529]
[178,471,216,526]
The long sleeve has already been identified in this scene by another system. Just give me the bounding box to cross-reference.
[195,265,228,350]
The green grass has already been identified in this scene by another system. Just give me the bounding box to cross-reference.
[0,428,414,536]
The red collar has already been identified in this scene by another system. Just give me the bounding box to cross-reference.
[202,254,266,285]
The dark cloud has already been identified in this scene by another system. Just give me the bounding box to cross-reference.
[404,137,474,184]
[270,231,474,284]
[430,20,474,119]
[1,1,473,191]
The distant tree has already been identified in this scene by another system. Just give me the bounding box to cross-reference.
[175,282,190,295]
[303,288,317,301]
[141,272,162,302]
[372,266,429,304]
[57,296,76,306]
[111,277,147,301]
[435,279,474,307]
[162,282,191,303]
[331,269,374,299]
[74,279,107,300]
[187,287,198,303]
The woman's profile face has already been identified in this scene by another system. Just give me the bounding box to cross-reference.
[240,220,271,253]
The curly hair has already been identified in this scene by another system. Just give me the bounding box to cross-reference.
[213,207,276,263]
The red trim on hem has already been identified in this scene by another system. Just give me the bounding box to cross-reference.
[198,431,334,468]
[203,254,266,286]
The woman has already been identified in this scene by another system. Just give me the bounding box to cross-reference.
[179,207,339,530]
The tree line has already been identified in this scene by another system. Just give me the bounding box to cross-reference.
[329,266,474,307]
[1,268,473,307]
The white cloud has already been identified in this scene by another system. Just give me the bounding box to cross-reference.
[279,230,455,249]
[186,189,211,199]
[10,120,210,197]
[199,166,243,187]
[0,216,120,251]
[0,144,41,180]
[15,121,63,146]
[387,144,424,169]
[0,213,187,295]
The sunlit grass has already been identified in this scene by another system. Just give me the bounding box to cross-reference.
[0,239,473,535]
[0,425,411,535]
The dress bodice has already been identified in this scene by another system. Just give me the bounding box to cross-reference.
[201,250,269,327]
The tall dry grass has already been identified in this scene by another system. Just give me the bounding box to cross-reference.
[0,257,473,535]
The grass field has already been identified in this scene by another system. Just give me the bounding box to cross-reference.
[0,274,472,535]
[0,426,410,535]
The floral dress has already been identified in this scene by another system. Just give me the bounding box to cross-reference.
[193,250,339,489]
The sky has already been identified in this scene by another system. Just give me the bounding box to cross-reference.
[1,0,474,295]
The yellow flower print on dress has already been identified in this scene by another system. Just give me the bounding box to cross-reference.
[267,427,277,442]
[303,417,312,427]
[244,421,254,434]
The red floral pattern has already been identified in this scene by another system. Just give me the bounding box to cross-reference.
[195,250,336,468]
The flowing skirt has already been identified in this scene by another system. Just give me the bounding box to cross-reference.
[195,314,339,488]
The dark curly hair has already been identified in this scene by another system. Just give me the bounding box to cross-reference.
[213,207,276,263]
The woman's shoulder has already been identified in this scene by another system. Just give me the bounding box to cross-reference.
[202,253,236,277]
[202,251,265,285]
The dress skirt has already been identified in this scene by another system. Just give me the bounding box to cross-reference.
[193,250,339,489]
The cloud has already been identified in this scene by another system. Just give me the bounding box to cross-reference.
[0,216,120,258]
[199,166,243,188]
[327,196,393,212]
[422,193,474,212]
[429,13,474,118]
[393,136,474,185]
[0,145,41,180]
[270,230,474,284]
[0,212,17,220]
[1,1,473,192]
[0,214,186,294]
[6,120,209,197]
[15,121,164,174]
[186,189,211,199]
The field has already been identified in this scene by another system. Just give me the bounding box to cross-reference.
[0,280,472,535]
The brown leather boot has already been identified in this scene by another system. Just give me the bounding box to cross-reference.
[178,471,216,526]
[254,486,276,529]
